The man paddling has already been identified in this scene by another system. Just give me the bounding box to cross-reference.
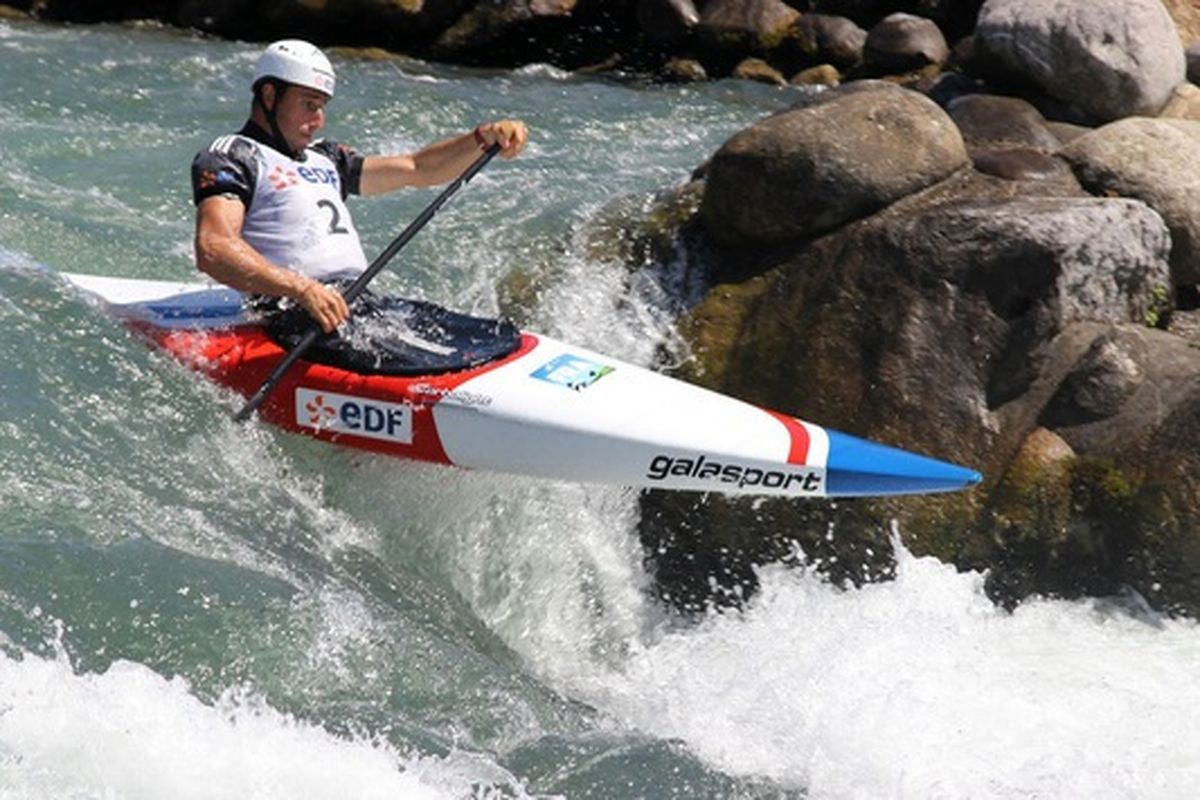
[191,39,528,338]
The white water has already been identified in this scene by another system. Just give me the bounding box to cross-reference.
[0,643,531,799]
[574,539,1200,798]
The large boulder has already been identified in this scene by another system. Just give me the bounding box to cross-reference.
[700,84,968,247]
[974,0,1187,122]
[863,12,948,75]
[1061,118,1200,286]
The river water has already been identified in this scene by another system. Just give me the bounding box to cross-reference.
[1,18,1198,799]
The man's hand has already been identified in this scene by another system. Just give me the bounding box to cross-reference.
[295,279,350,334]
[475,120,528,159]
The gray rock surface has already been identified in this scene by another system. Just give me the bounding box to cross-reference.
[1062,118,1200,285]
[702,85,967,246]
[975,0,1186,121]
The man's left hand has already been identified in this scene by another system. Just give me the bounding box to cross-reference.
[475,120,528,159]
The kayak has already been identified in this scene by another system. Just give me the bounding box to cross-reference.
[62,272,982,498]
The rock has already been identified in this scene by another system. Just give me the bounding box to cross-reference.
[863,12,949,75]
[695,0,801,55]
[647,170,1177,612]
[981,426,1076,603]
[732,56,786,84]
[1163,0,1200,47]
[433,0,621,66]
[691,0,801,69]
[1062,118,1200,286]
[1048,327,1197,458]
[975,0,1187,122]
[971,149,1074,183]
[924,71,986,107]
[1189,43,1200,84]
[636,0,699,46]
[701,84,968,246]
[1044,121,1092,148]
[806,1,985,39]
[581,181,707,285]
[946,92,1075,183]
[946,94,1061,152]
[791,63,841,87]
[660,56,708,82]
[794,13,867,68]
[696,175,1171,455]
[977,325,1200,613]
[436,0,576,47]
[0,5,29,20]
[1160,82,1200,121]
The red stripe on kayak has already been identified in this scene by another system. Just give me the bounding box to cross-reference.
[766,411,811,465]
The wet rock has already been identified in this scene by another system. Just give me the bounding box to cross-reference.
[863,12,949,75]
[732,56,786,85]
[701,84,967,246]
[582,181,706,271]
[791,63,840,87]
[660,56,708,82]
[1062,118,1200,286]
[975,0,1186,122]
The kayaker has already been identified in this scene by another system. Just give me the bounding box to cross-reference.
[190,39,528,337]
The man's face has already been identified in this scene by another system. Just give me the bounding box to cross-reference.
[269,84,329,151]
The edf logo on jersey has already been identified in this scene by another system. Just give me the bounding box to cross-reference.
[269,164,339,191]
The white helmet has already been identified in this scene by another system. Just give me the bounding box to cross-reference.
[252,39,335,97]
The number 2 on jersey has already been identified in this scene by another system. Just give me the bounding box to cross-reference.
[317,199,349,235]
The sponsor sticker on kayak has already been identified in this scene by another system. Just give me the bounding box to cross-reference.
[531,354,614,391]
[647,454,824,494]
[295,388,413,444]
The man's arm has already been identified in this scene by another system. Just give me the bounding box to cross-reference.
[359,119,528,196]
[194,195,349,333]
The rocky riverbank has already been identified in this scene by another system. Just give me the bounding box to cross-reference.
[9,0,1200,617]
[624,0,1200,618]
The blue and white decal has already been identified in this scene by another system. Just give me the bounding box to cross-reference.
[531,354,614,391]
[295,388,413,444]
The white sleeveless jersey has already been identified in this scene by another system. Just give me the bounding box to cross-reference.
[193,131,369,281]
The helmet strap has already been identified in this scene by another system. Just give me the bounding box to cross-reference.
[253,79,303,160]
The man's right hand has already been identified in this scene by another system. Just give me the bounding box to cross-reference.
[296,279,350,333]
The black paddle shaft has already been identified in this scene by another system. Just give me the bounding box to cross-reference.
[234,143,501,422]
